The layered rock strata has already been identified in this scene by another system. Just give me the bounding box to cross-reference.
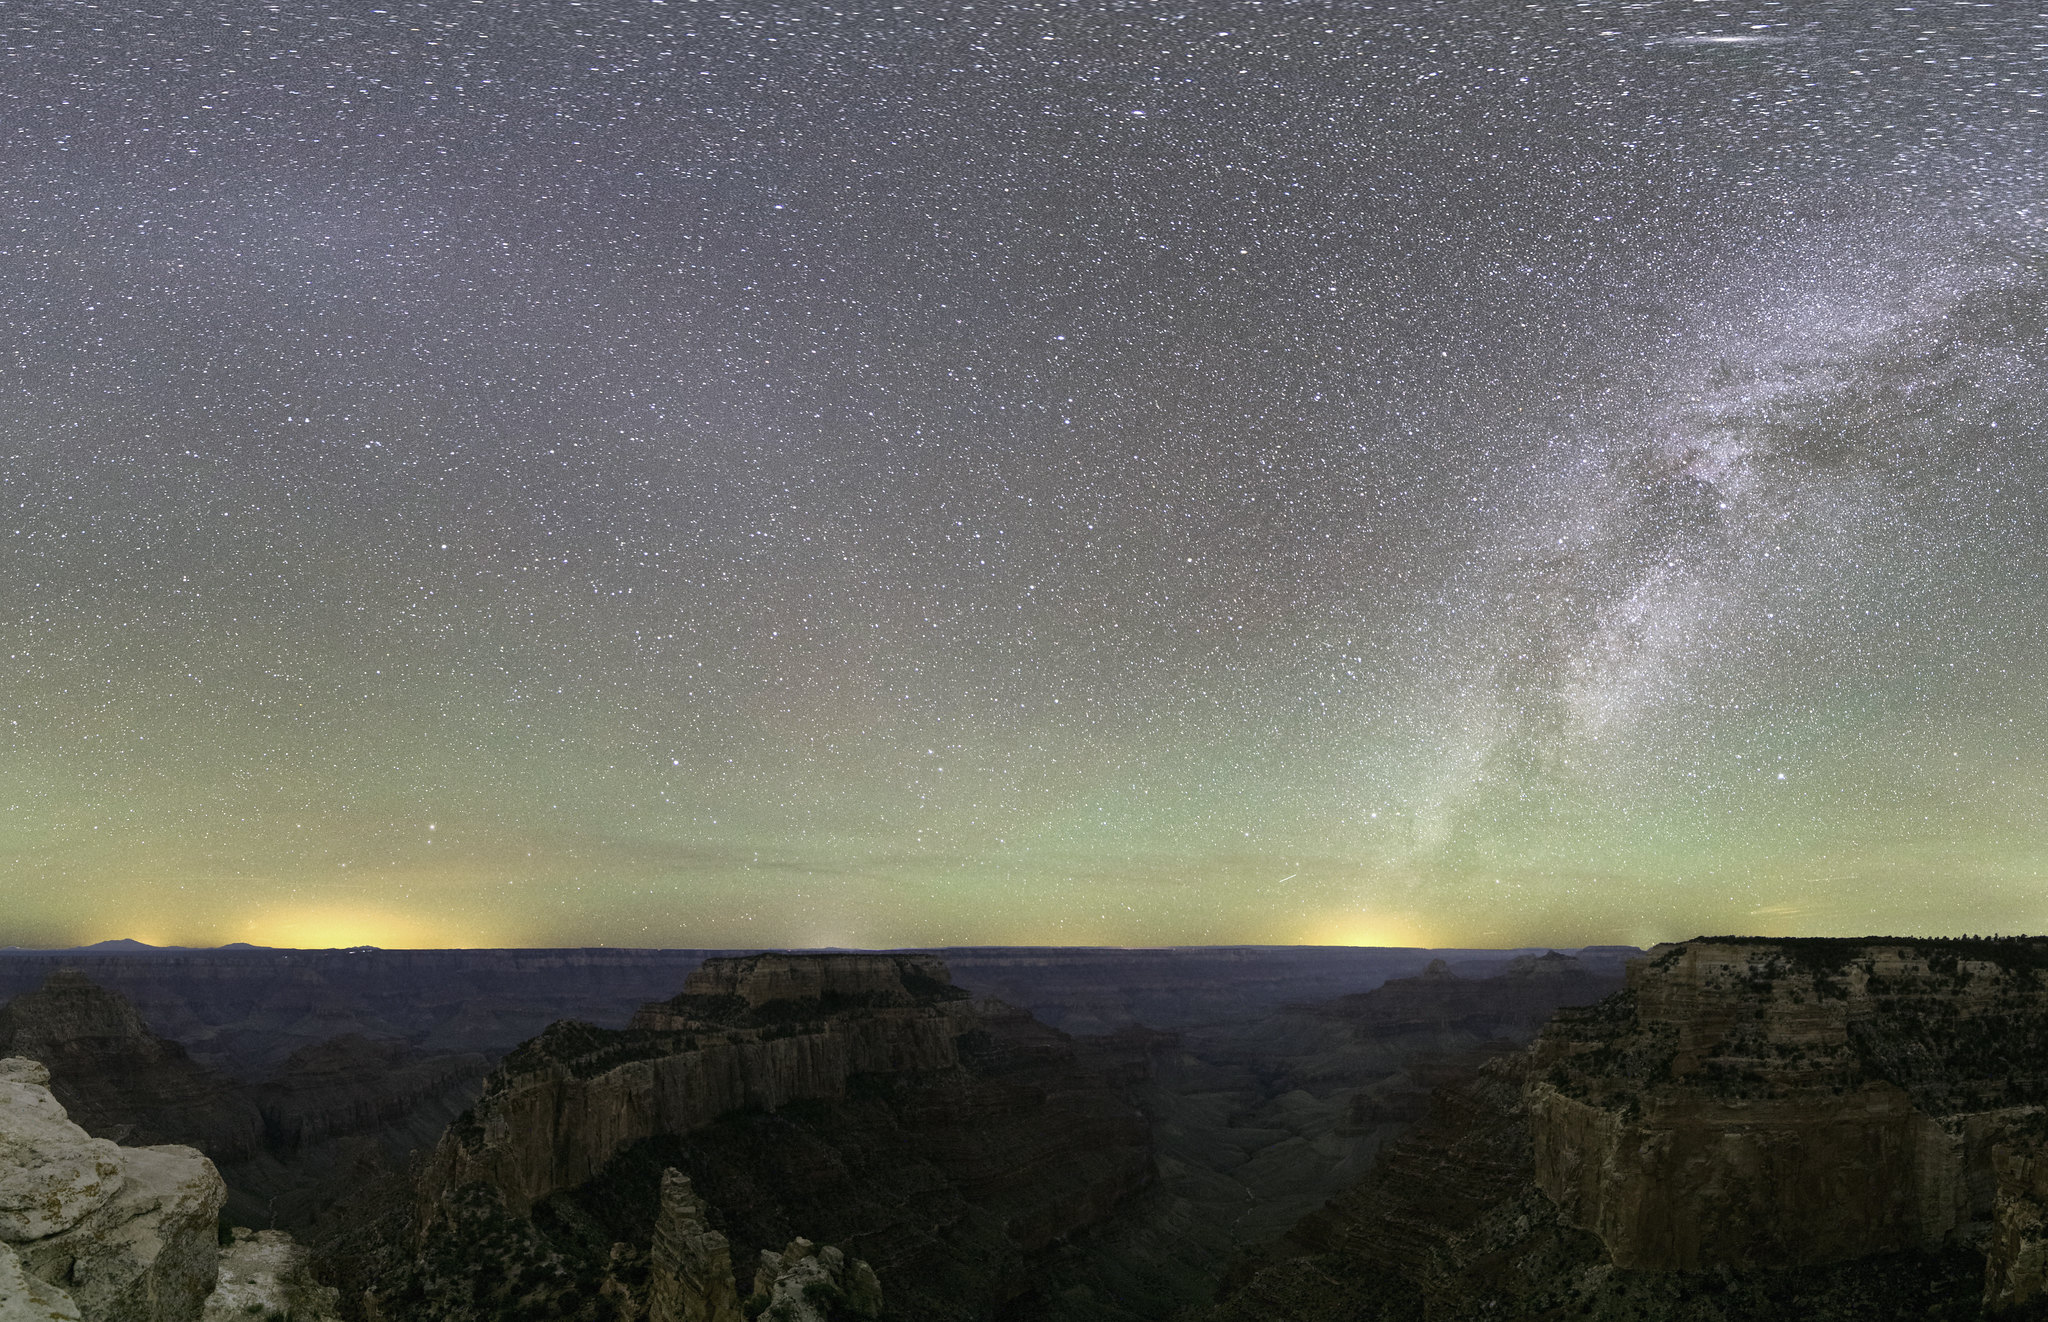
[395,953,1150,1321]
[0,1057,224,1322]
[1529,940,2048,1279]
[252,1033,487,1154]
[423,953,989,1217]
[1210,937,2048,1320]
[648,1168,741,1322]
[0,973,261,1161]
[0,948,718,1077]
[1314,950,1629,1042]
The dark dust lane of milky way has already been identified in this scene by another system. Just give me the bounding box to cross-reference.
[2,0,2044,949]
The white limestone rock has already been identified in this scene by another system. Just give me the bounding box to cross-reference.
[201,1227,340,1322]
[0,1241,80,1322]
[0,1061,123,1242]
[0,1058,225,1322]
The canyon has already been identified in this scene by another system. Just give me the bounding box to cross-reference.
[0,942,1635,1320]
[31,937,2048,1320]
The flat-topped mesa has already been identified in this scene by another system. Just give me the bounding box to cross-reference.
[424,954,1002,1218]
[1528,937,2048,1288]
[633,952,968,1028]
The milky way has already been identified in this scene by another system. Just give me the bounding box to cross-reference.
[2,0,2043,949]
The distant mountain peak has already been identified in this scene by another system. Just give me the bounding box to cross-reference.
[73,938,170,951]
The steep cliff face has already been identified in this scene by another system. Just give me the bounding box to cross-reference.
[1529,940,2048,1276]
[391,954,1151,1322]
[422,954,984,1217]
[1209,937,2048,1321]
[252,1035,487,1155]
[0,973,262,1162]
[1986,1115,2048,1312]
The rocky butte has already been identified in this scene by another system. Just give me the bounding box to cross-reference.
[386,952,1151,1320]
[1210,937,2048,1320]
[422,953,1020,1215]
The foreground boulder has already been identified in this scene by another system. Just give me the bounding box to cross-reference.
[0,1057,223,1322]
[0,1241,80,1321]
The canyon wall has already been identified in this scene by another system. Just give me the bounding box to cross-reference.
[1529,940,2048,1277]
[0,971,263,1161]
[0,948,718,1076]
[393,953,1152,1322]
[1210,937,2048,1320]
[423,954,984,1215]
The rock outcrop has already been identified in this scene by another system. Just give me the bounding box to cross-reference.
[1209,937,2048,1321]
[644,1170,881,1322]
[745,1238,881,1322]
[648,1168,742,1322]
[1529,940,2048,1278]
[200,1228,341,1322]
[0,1057,225,1322]
[389,953,1150,1322]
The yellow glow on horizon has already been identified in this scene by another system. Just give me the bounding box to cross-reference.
[1306,911,1432,949]
[242,903,494,951]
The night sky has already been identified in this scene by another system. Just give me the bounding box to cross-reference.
[3,0,2044,950]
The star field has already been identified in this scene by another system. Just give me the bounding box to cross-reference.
[2,0,2045,949]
